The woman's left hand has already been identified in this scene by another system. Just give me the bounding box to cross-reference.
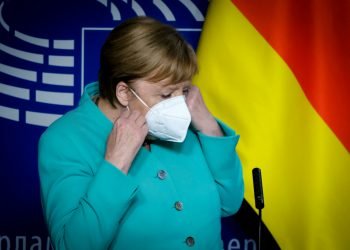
[186,85,223,137]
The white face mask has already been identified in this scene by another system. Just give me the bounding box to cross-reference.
[129,88,191,143]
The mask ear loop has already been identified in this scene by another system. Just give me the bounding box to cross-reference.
[129,88,151,109]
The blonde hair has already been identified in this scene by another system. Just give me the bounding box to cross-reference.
[98,16,198,107]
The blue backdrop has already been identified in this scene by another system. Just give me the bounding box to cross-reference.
[0,0,279,249]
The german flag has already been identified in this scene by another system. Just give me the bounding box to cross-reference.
[194,0,350,249]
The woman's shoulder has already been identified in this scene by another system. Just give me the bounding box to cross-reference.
[38,106,92,153]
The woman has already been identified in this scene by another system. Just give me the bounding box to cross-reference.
[38,16,244,250]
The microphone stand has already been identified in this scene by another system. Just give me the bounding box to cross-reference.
[253,168,264,250]
[258,208,262,250]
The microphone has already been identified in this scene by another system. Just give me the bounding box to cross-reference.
[252,168,264,209]
[252,167,264,250]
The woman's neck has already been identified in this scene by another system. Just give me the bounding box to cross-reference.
[95,96,121,123]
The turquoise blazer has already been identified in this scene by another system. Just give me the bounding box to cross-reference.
[38,82,244,250]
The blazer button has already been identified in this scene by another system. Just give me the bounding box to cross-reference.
[174,201,183,211]
[185,236,195,247]
[157,170,167,180]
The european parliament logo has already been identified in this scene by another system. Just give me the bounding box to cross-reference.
[0,0,207,127]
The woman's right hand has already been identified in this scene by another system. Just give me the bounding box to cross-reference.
[105,109,148,174]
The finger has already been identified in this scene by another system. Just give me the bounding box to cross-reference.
[191,85,199,90]
[141,122,149,134]
[185,91,194,105]
[186,86,196,97]
[186,86,201,105]
[113,107,129,126]
[129,110,141,121]
[135,114,146,126]
[187,84,196,93]
[120,106,131,119]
